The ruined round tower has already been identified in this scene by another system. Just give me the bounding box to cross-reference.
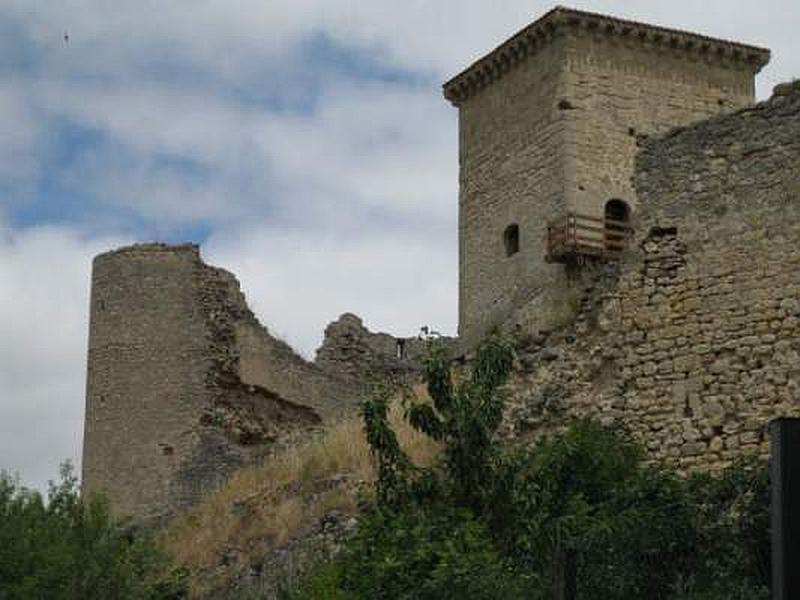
[83,244,235,519]
[82,243,349,520]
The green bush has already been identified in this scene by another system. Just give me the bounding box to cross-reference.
[292,335,772,600]
[675,457,770,600]
[291,504,534,600]
[488,421,697,600]
[0,463,187,600]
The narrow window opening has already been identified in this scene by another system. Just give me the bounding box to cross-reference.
[396,339,406,360]
[503,224,520,257]
[604,199,631,254]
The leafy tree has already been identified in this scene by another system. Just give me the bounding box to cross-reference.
[0,463,186,600]
[404,335,514,510]
[675,456,770,600]
[488,421,696,599]
[334,504,533,600]
[289,335,525,599]
[291,335,772,600]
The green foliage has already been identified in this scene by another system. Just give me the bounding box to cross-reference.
[295,335,772,600]
[675,456,771,600]
[0,463,187,600]
[292,505,534,600]
[487,421,692,599]
[361,386,415,508]
[405,335,514,509]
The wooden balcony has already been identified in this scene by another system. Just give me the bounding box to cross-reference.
[546,212,633,264]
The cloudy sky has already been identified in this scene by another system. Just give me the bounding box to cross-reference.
[1,1,797,492]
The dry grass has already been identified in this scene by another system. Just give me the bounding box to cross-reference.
[160,388,440,595]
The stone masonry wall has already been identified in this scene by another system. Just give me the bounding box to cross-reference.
[563,26,757,219]
[83,244,362,520]
[457,33,569,346]
[316,313,453,385]
[505,83,800,472]
[452,11,767,349]
[84,245,210,519]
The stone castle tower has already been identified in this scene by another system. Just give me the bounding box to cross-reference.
[444,7,770,345]
[82,245,365,520]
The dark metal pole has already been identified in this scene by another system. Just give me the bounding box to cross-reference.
[770,417,800,600]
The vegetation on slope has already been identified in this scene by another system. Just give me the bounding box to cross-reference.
[0,335,769,599]
[161,390,441,597]
[288,335,771,600]
[0,464,186,600]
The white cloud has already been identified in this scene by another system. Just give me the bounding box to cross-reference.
[31,77,456,229]
[0,86,45,200]
[204,224,457,358]
[0,226,128,491]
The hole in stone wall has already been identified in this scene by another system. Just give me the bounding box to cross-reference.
[683,398,693,418]
[396,339,406,360]
[160,444,174,456]
[628,127,636,137]
[503,224,520,257]
[717,98,725,106]
[606,199,630,223]
[605,199,631,253]
[558,99,574,110]
[649,226,678,238]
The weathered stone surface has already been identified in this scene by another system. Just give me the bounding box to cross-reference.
[503,83,800,473]
[83,244,362,521]
[316,313,452,384]
[451,7,768,347]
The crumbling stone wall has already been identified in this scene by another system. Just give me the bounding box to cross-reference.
[316,313,447,385]
[505,83,800,472]
[82,244,362,520]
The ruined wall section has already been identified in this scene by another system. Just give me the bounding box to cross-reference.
[505,84,800,472]
[83,244,360,520]
[315,313,450,385]
[227,306,361,423]
[616,83,800,469]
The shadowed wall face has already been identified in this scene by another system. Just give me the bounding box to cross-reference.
[456,36,568,346]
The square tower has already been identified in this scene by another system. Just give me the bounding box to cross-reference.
[444,7,770,345]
